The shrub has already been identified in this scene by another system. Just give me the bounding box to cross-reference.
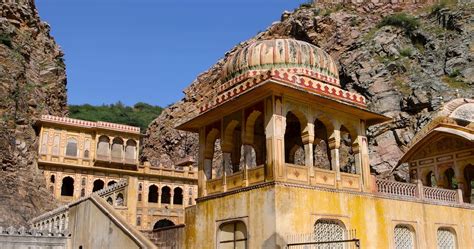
[378,13,420,34]
[0,34,12,48]
[448,69,461,78]
[399,47,413,57]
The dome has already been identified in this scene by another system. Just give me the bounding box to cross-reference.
[222,39,340,87]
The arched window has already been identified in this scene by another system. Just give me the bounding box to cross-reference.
[80,188,85,197]
[136,216,141,226]
[444,168,457,189]
[52,135,60,155]
[40,132,48,154]
[116,193,124,206]
[106,197,113,205]
[437,227,456,249]
[426,171,436,187]
[148,185,158,203]
[188,197,193,206]
[188,187,193,196]
[138,193,142,202]
[173,187,183,205]
[339,126,355,174]
[65,138,78,157]
[394,224,415,249]
[161,186,171,204]
[50,174,55,183]
[153,219,175,230]
[285,111,305,166]
[138,183,143,191]
[111,137,124,160]
[107,180,117,186]
[218,221,247,249]
[125,140,137,161]
[314,219,345,244]
[92,179,105,192]
[61,177,74,197]
[314,119,332,170]
[81,177,86,186]
[97,136,110,158]
[84,139,90,158]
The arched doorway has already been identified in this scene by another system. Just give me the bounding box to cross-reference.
[61,177,74,196]
[464,164,474,203]
[153,219,175,230]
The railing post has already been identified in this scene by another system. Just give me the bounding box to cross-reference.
[457,189,464,204]
[415,180,424,200]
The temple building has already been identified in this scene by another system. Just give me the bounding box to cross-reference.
[177,39,474,248]
[35,115,198,231]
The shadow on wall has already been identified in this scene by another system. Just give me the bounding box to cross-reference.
[263,232,286,249]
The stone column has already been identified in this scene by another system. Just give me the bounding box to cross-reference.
[198,128,207,197]
[158,188,162,208]
[356,121,371,191]
[265,96,286,181]
[328,127,341,187]
[454,163,466,202]
[302,123,315,182]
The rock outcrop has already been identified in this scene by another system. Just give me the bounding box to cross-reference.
[0,0,67,226]
[142,2,473,180]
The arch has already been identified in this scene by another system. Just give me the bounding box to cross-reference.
[314,219,346,243]
[81,177,86,186]
[65,138,78,157]
[80,188,85,197]
[394,224,415,249]
[92,179,105,192]
[148,185,158,203]
[116,193,124,206]
[106,197,113,205]
[111,137,124,160]
[205,128,220,158]
[425,171,437,187]
[223,120,240,152]
[161,186,171,204]
[188,197,193,206]
[97,135,110,157]
[84,139,90,158]
[437,227,457,249]
[50,174,55,183]
[340,125,356,174]
[463,164,474,203]
[40,132,48,154]
[314,119,332,170]
[138,193,142,202]
[52,135,60,155]
[153,219,175,230]
[138,183,143,191]
[444,168,457,189]
[244,110,262,144]
[107,180,117,186]
[222,119,243,173]
[60,177,74,197]
[285,111,305,165]
[173,187,183,205]
[218,220,247,249]
[136,216,141,226]
[125,140,137,161]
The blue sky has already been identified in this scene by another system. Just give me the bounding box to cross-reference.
[36,0,306,107]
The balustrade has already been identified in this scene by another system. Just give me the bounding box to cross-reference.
[423,186,458,203]
[376,179,417,198]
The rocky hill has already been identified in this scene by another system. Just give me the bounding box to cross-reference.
[0,0,67,226]
[141,2,473,179]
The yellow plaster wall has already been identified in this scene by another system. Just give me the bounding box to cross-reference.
[186,184,474,249]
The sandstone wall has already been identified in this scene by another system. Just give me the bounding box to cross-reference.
[142,3,473,180]
[0,0,67,226]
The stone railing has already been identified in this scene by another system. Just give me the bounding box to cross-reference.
[376,179,417,198]
[95,179,128,197]
[423,186,459,203]
[0,226,68,237]
[375,179,464,205]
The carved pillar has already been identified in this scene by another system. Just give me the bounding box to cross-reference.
[302,123,315,181]
[157,188,162,208]
[328,127,341,187]
[357,121,371,191]
[454,162,466,202]
[265,96,286,181]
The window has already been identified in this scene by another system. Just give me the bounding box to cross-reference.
[84,139,90,158]
[40,132,48,154]
[188,197,193,206]
[50,175,55,183]
[437,228,456,249]
[444,168,457,189]
[218,221,247,249]
[138,193,142,202]
[314,219,345,245]
[61,177,74,197]
[80,188,85,197]
[81,177,86,186]
[65,138,78,157]
[173,187,183,205]
[136,216,141,226]
[92,179,105,192]
[285,111,306,166]
[106,197,113,205]
[97,136,110,157]
[111,137,124,160]
[52,135,60,155]
[394,225,415,249]
[153,219,175,230]
[138,183,143,191]
[148,185,158,203]
[161,186,171,204]
[107,180,117,186]
[125,140,137,161]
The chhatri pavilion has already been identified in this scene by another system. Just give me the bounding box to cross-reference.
[177,39,474,249]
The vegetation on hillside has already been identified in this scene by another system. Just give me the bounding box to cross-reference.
[69,102,163,132]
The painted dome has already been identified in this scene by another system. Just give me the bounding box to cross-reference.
[222,39,340,87]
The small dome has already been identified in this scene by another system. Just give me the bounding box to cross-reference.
[222,39,339,87]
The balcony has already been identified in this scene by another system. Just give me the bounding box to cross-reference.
[94,153,138,170]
